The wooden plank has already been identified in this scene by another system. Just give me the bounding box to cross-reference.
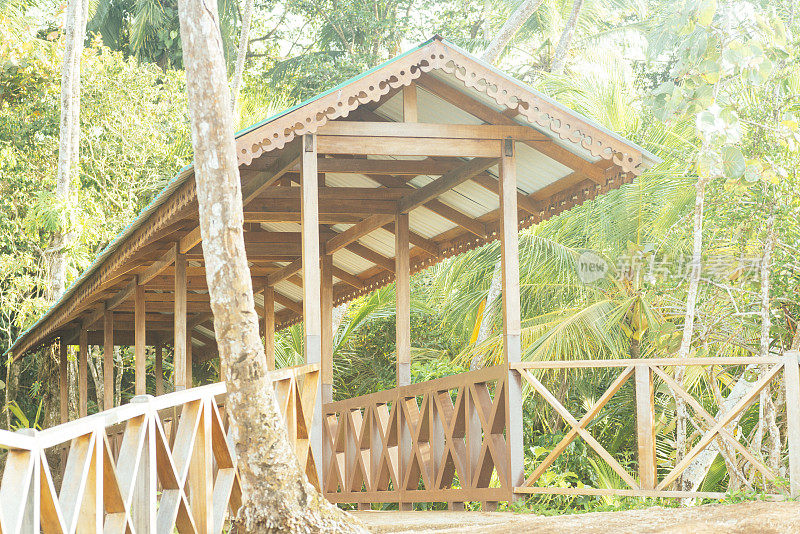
[60,339,68,423]
[242,143,302,205]
[511,356,784,369]
[317,136,502,158]
[300,133,324,486]
[634,365,656,490]
[189,400,213,533]
[383,223,440,258]
[332,267,364,289]
[104,310,114,410]
[403,85,417,122]
[395,212,411,387]
[321,255,334,403]
[79,328,88,418]
[174,252,187,391]
[268,259,302,286]
[325,214,394,255]
[345,242,394,272]
[319,122,549,141]
[397,157,498,214]
[106,279,137,311]
[179,227,202,255]
[315,157,456,176]
[264,286,275,371]
[785,351,800,497]
[134,280,146,396]
[138,244,177,286]
[243,211,364,224]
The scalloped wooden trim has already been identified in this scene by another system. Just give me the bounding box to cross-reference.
[235,40,644,175]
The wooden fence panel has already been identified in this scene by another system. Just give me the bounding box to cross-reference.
[0,363,319,534]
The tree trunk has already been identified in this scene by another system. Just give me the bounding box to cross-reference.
[674,173,711,492]
[88,346,104,410]
[755,208,781,473]
[3,357,19,430]
[230,0,254,114]
[550,0,584,75]
[481,0,545,64]
[471,257,502,370]
[175,1,364,531]
[37,0,88,429]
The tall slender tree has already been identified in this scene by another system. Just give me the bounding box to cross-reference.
[175,0,364,530]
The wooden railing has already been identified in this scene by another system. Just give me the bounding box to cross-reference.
[322,364,514,507]
[0,363,319,534]
[512,353,800,500]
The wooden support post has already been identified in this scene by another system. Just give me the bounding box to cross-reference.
[403,84,418,122]
[78,328,88,418]
[186,336,193,389]
[155,344,164,396]
[321,254,334,403]
[263,285,275,371]
[59,338,68,424]
[395,211,411,386]
[785,351,800,497]
[189,398,213,533]
[103,310,114,410]
[635,365,657,490]
[134,278,146,396]
[499,138,525,500]
[174,251,187,390]
[301,133,324,481]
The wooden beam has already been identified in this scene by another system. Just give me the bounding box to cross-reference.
[321,255,334,402]
[268,259,303,286]
[319,121,548,141]
[315,157,456,176]
[179,227,202,254]
[243,211,363,224]
[79,328,88,418]
[397,157,498,214]
[317,136,502,158]
[134,279,146,396]
[174,252,187,391]
[325,214,394,255]
[300,133,324,483]
[635,365,657,490]
[264,286,275,371]
[138,244,177,286]
[242,143,302,205]
[367,173,487,238]
[345,242,394,272]
[332,266,365,289]
[498,137,525,496]
[785,351,800,497]
[107,279,137,311]
[103,310,114,410]
[382,224,440,257]
[403,84,418,122]
[395,212,411,386]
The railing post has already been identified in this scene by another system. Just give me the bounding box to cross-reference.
[784,351,800,498]
[131,395,156,533]
[635,364,657,490]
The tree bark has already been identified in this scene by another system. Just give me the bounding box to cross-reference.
[674,173,711,491]
[230,0,254,114]
[550,0,584,75]
[175,0,364,531]
[481,0,545,64]
[36,0,89,430]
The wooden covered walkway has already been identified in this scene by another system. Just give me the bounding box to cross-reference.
[5,37,795,533]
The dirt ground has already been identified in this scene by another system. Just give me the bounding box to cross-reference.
[353,501,800,533]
